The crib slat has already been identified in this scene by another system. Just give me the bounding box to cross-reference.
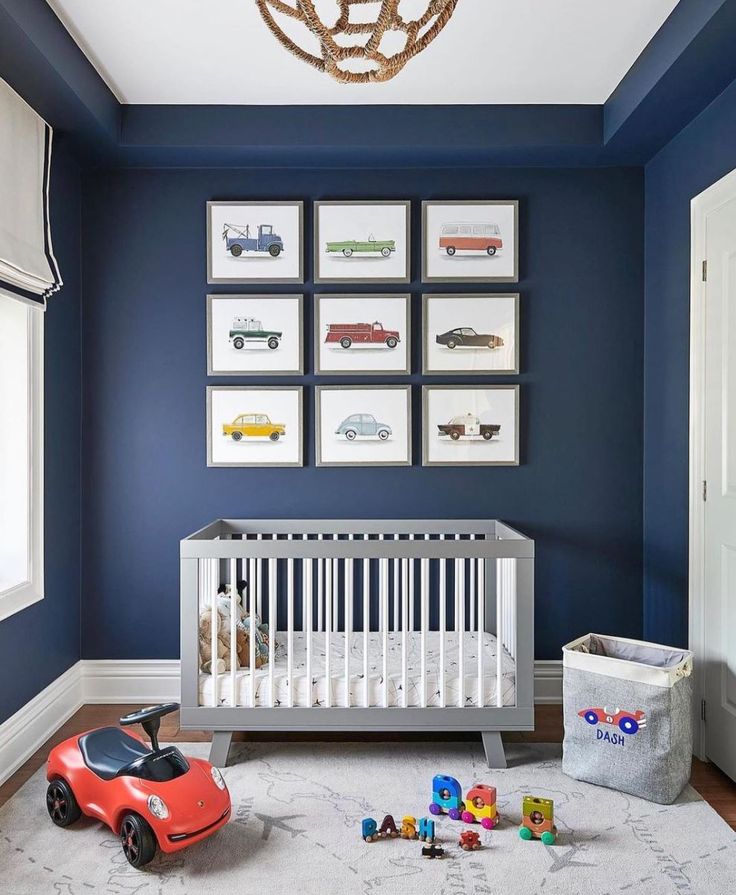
[325,541,332,708]
[317,533,324,634]
[345,535,353,708]
[363,538,369,708]
[401,552,408,708]
[477,546,484,708]
[457,545,465,708]
[420,536,429,709]
[380,534,388,708]
[287,534,294,709]
[408,533,415,632]
[210,558,218,708]
[393,534,399,632]
[470,535,476,634]
[496,559,504,707]
[229,557,237,708]
[249,548,256,709]
[269,556,276,708]
[305,552,313,707]
[439,533,446,708]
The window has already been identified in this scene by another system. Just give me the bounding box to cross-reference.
[0,289,44,620]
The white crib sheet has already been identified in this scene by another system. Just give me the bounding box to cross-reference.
[199,631,516,708]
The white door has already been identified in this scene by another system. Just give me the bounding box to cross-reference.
[702,186,736,781]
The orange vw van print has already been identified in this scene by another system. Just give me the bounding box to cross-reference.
[439,222,503,256]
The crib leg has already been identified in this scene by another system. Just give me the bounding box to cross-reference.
[209,731,234,768]
[481,732,507,769]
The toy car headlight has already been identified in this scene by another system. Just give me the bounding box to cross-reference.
[211,766,226,790]
[147,795,169,820]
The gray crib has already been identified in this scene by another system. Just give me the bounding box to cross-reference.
[180,519,534,768]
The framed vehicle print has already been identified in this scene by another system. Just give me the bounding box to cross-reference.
[422,293,519,375]
[207,294,303,376]
[422,200,519,283]
[207,200,304,284]
[316,385,411,467]
[422,385,519,467]
[314,200,411,284]
[207,386,303,467]
[315,293,411,375]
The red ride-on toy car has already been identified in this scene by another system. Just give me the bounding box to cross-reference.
[45,703,231,868]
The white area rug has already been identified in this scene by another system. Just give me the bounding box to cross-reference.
[1,742,734,895]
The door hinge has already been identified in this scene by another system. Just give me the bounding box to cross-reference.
[701,699,707,722]
[703,480,707,501]
[702,259,708,282]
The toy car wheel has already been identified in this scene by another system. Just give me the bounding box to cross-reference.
[461,810,474,823]
[120,813,157,868]
[482,430,492,440]
[448,808,461,820]
[269,245,281,257]
[541,830,556,845]
[385,337,398,349]
[519,826,533,841]
[446,246,456,256]
[230,245,242,257]
[486,246,497,256]
[447,339,457,349]
[481,816,497,830]
[345,429,357,441]
[450,430,460,441]
[381,247,391,257]
[231,431,242,441]
[340,337,352,349]
[267,337,279,350]
[342,248,353,257]
[378,429,390,440]
[487,340,497,349]
[46,779,81,828]
[619,716,639,735]
[583,710,599,725]
[269,432,280,441]
[233,337,245,350]
[428,803,441,816]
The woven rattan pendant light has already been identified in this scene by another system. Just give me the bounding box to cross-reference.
[256,0,459,84]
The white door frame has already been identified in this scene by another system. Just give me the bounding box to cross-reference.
[689,166,736,762]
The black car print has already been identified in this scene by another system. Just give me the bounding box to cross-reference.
[436,328,504,350]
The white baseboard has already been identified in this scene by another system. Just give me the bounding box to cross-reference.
[0,658,561,786]
[0,662,83,786]
[534,660,563,704]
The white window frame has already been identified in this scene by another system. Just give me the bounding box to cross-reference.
[0,288,44,620]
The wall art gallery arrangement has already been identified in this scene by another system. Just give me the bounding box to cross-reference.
[205,199,521,468]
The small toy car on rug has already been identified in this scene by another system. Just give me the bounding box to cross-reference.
[421,843,445,859]
[518,796,557,845]
[45,703,231,868]
[459,829,482,851]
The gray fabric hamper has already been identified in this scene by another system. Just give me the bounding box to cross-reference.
[562,634,694,804]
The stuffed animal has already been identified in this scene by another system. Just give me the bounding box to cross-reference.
[199,607,250,674]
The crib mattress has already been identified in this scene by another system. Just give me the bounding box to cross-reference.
[199,631,516,708]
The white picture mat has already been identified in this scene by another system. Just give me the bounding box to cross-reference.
[208,295,302,374]
[423,202,517,282]
[208,202,302,282]
[208,387,302,466]
[317,387,410,466]
[316,294,410,374]
[315,202,409,282]
[424,387,518,465]
[424,294,518,373]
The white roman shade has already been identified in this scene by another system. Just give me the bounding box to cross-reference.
[0,78,62,297]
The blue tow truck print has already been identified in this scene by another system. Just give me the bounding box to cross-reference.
[222,223,284,257]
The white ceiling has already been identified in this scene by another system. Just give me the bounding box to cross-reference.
[46,0,680,106]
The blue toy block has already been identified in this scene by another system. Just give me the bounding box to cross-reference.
[431,774,463,810]
[362,818,378,841]
[418,817,435,841]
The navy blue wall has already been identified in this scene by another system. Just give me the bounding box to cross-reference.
[0,137,82,724]
[81,166,645,662]
[644,75,736,647]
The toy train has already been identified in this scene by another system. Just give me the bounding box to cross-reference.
[518,796,557,844]
[429,774,500,829]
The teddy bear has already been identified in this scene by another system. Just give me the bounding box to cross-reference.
[199,606,250,674]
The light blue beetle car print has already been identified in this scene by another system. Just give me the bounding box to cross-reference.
[336,413,392,441]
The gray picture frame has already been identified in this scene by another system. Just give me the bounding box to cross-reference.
[206,293,304,376]
[422,384,520,467]
[314,293,411,376]
[314,199,411,284]
[207,200,304,285]
[206,385,304,468]
[421,199,519,284]
[422,293,520,375]
[315,385,412,467]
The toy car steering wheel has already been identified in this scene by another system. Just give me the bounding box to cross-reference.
[119,703,179,727]
[120,704,179,753]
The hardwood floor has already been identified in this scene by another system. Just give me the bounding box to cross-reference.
[2,704,734,829]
